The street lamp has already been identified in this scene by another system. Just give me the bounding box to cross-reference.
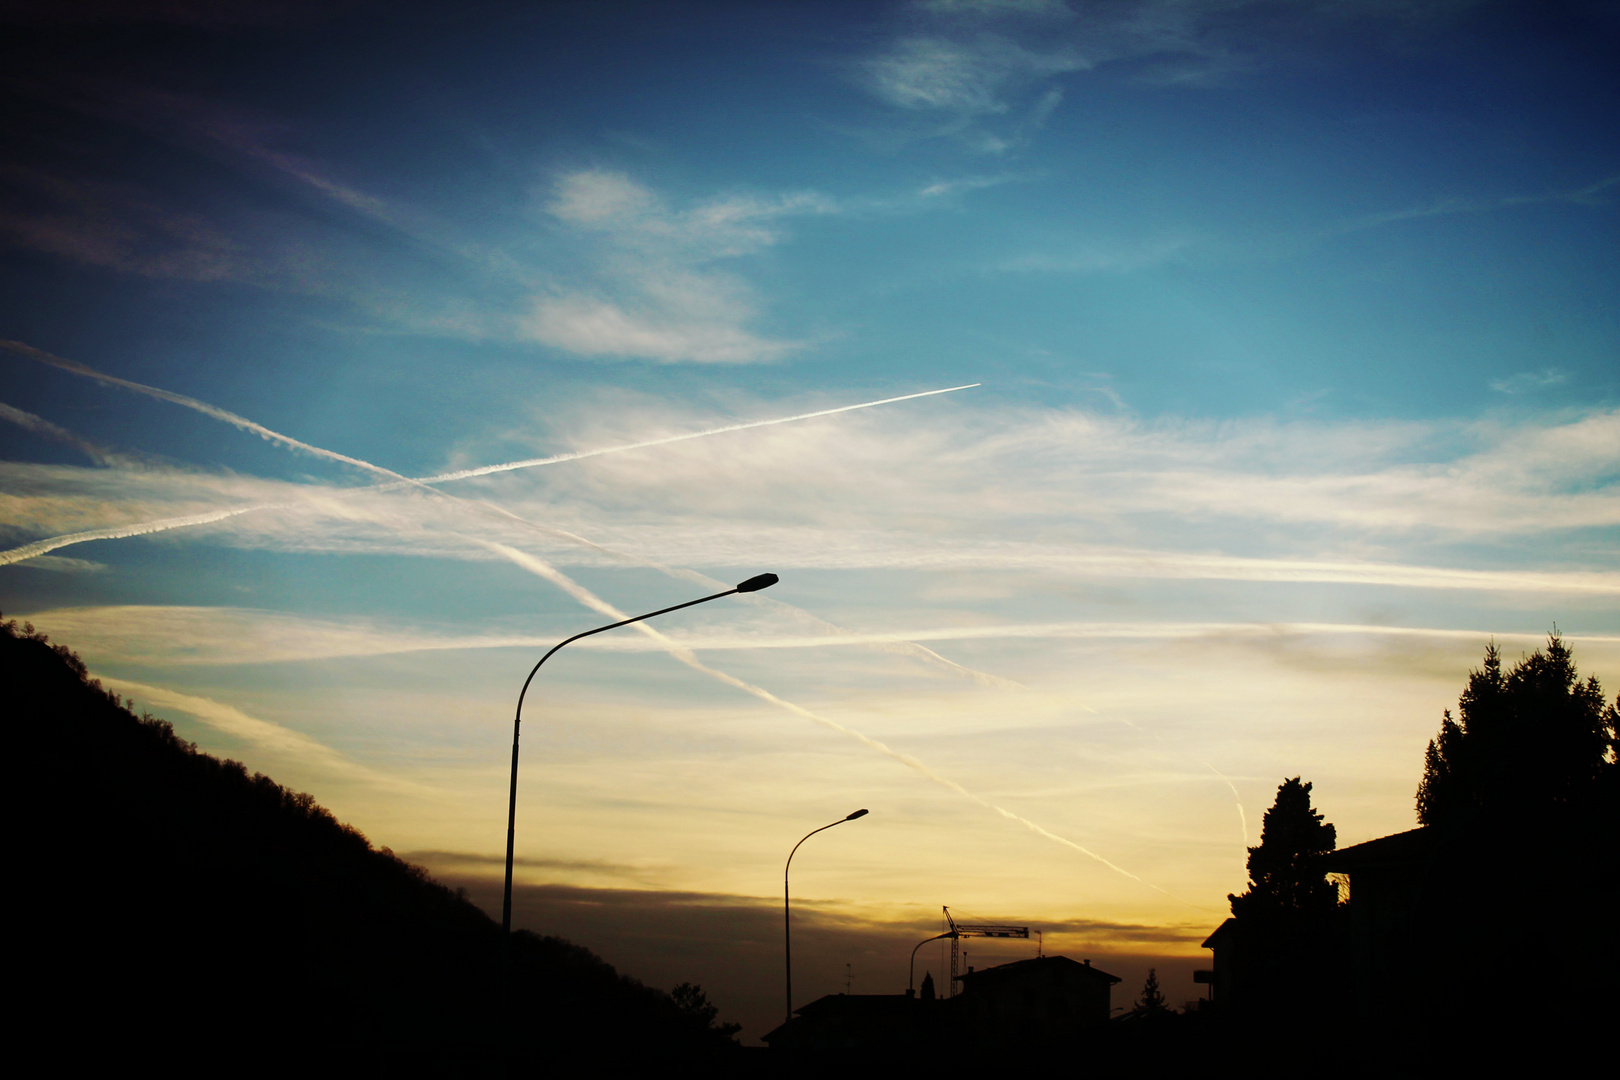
[784,808,869,1032]
[909,931,953,997]
[501,573,779,945]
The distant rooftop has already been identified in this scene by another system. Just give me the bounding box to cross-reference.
[959,954,1121,985]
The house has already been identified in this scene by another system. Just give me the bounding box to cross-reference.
[954,955,1120,1046]
[1199,918,1238,1008]
[764,955,1120,1054]
[761,993,940,1055]
[1318,826,1434,1023]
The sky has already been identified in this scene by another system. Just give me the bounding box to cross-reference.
[2,0,1617,1041]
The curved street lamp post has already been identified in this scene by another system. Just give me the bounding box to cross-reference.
[784,809,869,1033]
[501,573,779,949]
[909,932,953,997]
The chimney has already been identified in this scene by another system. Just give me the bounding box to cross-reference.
[1083,959,1090,966]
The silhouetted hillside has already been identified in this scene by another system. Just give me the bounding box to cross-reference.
[4,616,738,1072]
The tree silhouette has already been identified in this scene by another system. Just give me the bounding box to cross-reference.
[671,983,741,1041]
[1417,634,1613,825]
[1136,968,1167,1014]
[1228,778,1338,919]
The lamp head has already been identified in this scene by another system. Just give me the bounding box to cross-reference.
[735,573,779,593]
[846,808,869,820]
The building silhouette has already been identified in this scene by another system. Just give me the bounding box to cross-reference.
[764,954,1119,1054]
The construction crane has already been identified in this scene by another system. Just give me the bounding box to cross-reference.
[908,906,1030,998]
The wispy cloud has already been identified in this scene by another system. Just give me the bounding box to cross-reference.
[0,164,255,283]
[857,0,1501,153]
[522,170,835,363]
[1490,369,1568,395]
[862,36,1086,116]
[99,676,432,796]
[8,554,105,573]
[1332,174,1620,239]
[28,605,1619,670]
[996,235,1198,274]
[5,401,1616,577]
[859,35,1085,152]
[0,400,121,465]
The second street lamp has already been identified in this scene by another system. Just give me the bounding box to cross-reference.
[501,572,779,948]
[784,808,869,1034]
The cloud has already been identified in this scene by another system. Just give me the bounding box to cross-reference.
[996,235,1198,274]
[917,172,1027,199]
[863,36,1087,115]
[857,0,1502,153]
[9,554,105,573]
[1490,369,1568,395]
[858,35,1086,151]
[917,0,1075,17]
[1333,174,1620,241]
[522,292,794,365]
[0,164,254,282]
[27,604,1617,672]
[4,402,1616,581]
[0,400,121,465]
[98,676,430,795]
[521,170,834,363]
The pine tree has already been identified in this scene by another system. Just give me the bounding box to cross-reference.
[1228,778,1337,919]
[1137,968,1167,1014]
[1416,634,1611,825]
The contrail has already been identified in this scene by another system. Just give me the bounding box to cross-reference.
[479,539,1203,907]
[7,337,978,486]
[535,550,1020,689]
[0,505,274,566]
[1,345,1007,686]
[416,384,981,484]
[3,339,409,481]
[0,401,121,465]
[1205,763,1249,849]
[3,348,1069,849]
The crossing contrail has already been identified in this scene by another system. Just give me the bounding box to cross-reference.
[7,337,979,487]
[1,343,1006,686]
[479,539,1202,906]
[3,348,1140,883]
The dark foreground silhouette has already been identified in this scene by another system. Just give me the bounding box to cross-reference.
[4,616,739,1073]
[1201,637,1618,1065]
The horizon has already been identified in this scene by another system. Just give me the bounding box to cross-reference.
[2,0,1616,1044]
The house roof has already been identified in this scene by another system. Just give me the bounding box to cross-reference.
[1320,826,1433,871]
[1201,917,1236,949]
[957,954,1121,986]
[760,993,925,1044]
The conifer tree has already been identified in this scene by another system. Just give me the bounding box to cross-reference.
[1417,634,1611,825]
[1137,968,1167,1014]
[1228,778,1337,919]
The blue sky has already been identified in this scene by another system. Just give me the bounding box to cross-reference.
[2,0,1617,1038]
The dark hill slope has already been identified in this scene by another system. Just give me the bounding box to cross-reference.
[4,616,735,1071]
